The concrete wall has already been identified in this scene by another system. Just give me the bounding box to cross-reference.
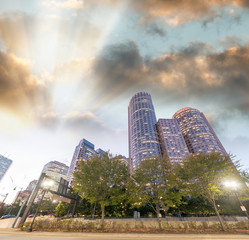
[0,218,21,228]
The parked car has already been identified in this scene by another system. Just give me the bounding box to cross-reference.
[1,215,16,219]
[28,214,39,218]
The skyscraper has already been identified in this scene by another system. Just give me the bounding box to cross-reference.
[67,139,104,186]
[42,161,69,182]
[26,180,38,191]
[0,154,12,182]
[156,119,189,164]
[128,92,160,171]
[173,107,227,155]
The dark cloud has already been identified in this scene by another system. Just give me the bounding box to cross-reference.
[146,22,167,37]
[148,42,249,115]
[92,40,249,116]
[0,51,49,114]
[92,41,148,103]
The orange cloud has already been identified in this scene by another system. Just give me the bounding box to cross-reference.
[92,40,249,114]
[42,0,84,9]
[0,51,49,115]
[128,0,249,25]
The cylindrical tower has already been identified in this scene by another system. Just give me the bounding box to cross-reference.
[128,92,160,171]
[173,107,227,155]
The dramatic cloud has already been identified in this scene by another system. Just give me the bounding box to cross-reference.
[92,41,148,104]
[0,13,36,56]
[92,40,249,116]
[42,0,84,9]
[129,0,249,25]
[148,42,249,115]
[145,22,167,37]
[0,51,49,114]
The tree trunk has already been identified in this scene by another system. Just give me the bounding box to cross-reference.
[211,198,225,231]
[101,204,105,229]
[156,203,162,231]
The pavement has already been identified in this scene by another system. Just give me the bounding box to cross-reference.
[0,229,249,240]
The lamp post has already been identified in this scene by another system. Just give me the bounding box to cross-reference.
[27,180,54,232]
[224,180,249,220]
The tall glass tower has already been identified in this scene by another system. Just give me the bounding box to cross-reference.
[128,92,160,171]
[0,154,12,182]
[67,139,101,186]
[173,107,227,155]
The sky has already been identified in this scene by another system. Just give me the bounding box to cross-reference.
[0,0,249,203]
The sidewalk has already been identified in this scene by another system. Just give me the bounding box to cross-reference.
[0,228,249,240]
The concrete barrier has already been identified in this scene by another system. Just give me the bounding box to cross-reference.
[0,218,21,228]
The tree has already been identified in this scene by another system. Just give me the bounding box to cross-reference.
[180,196,214,216]
[38,200,57,214]
[55,202,69,217]
[129,156,183,230]
[73,153,129,227]
[176,152,239,231]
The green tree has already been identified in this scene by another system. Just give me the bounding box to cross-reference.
[180,197,214,216]
[39,199,57,214]
[55,202,69,217]
[176,152,240,231]
[73,153,129,227]
[129,156,183,230]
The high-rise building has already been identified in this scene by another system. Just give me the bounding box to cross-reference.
[67,139,105,186]
[173,107,227,155]
[0,154,12,182]
[156,119,189,164]
[42,161,69,182]
[128,92,161,171]
[26,180,38,191]
[12,190,31,204]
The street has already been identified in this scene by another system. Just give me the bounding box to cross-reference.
[0,229,249,240]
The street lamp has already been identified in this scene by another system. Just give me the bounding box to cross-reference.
[224,180,249,220]
[27,180,54,232]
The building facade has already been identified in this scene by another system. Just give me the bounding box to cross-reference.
[12,190,31,204]
[26,180,38,191]
[128,93,227,171]
[128,92,161,171]
[0,155,12,182]
[67,139,105,186]
[173,107,227,155]
[156,119,189,164]
[42,161,69,182]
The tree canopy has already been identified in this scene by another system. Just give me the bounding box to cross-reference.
[73,153,129,226]
[129,156,183,230]
[176,152,240,231]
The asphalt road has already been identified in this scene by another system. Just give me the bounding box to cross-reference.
[1,230,249,240]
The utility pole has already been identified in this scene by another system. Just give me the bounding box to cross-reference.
[12,198,28,228]
[18,173,45,226]
[234,191,249,220]
[27,190,46,232]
